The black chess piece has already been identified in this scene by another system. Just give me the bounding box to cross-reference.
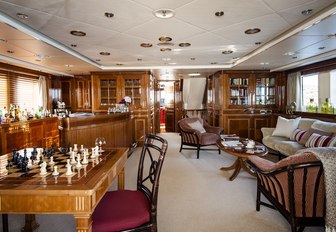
[51,144,55,154]
[42,147,46,157]
[38,156,43,165]
[12,149,18,165]
[67,143,71,152]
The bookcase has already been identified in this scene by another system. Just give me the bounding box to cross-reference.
[229,77,249,105]
[255,76,276,105]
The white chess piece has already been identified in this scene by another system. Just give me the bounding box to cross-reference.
[82,152,88,165]
[65,159,73,176]
[95,145,99,156]
[80,144,84,151]
[52,165,59,176]
[75,154,82,168]
[49,156,55,165]
[35,153,40,165]
[91,147,96,159]
[70,151,76,164]
[73,144,78,153]
[40,161,47,176]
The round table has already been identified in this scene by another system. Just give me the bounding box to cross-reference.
[216,138,268,181]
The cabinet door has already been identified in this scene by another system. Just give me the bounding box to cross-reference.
[75,79,91,110]
[255,76,276,105]
[228,76,249,106]
[123,78,142,106]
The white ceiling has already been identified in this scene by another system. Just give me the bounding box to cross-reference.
[0,0,335,79]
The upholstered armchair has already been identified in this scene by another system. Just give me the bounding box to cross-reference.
[247,151,325,232]
[178,117,223,159]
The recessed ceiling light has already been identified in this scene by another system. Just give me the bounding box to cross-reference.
[137,58,142,61]
[116,63,123,66]
[260,62,269,65]
[7,50,14,54]
[328,33,336,39]
[35,59,41,62]
[65,64,73,67]
[16,13,28,19]
[215,11,224,17]
[211,62,218,65]
[245,28,261,34]
[96,59,101,62]
[168,62,177,65]
[140,43,152,48]
[188,73,201,77]
[70,30,86,36]
[159,36,172,42]
[318,46,326,50]
[292,56,298,59]
[284,51,295,56]
[255,41,262,45]
[222,50,233,54]
[99,52,110,56]
[160,48,172,52]
[301,9,313,16]
[179,42,191,47]
[190,57,196,60]
[104,12,114,18]
[162,57,171,61]
[153,9,175,19]
[70,44,77,47]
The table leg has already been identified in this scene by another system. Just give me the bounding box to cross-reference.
[21,214,39,232]
[74,214,92,232]
[118,167,125,190]
[220,158,243,181]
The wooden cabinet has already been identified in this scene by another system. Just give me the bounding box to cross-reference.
[255,76,276,106]
[91,71,154,144]
[73,75,91,112]
[0,117,60,155]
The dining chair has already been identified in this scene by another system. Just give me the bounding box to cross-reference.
[92,134,168,232]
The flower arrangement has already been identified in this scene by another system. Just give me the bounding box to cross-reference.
[119,96,132,105]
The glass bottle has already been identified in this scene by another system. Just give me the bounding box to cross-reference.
[321,98,332,114]
[306,98,317,113]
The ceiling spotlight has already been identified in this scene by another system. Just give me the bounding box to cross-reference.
[104,12,114,18]
[160,48,172,52]
[215,11,224,17]
[190,57,196,60]
[255,41,262,45]
[140,43,153,48]
[328,33,336,39]
[292,56,298,59]
[245,28,261,34]
[70,44,77,47]
[7,50,14,54]
[70,30,86,36]
[99,52,110,56]
[16,13,28,19]
[211,62,218,65]
[153,9,175,19]
[222,50,233,54]
[35,59,41,62]
[159,36,172,42]
[318,46,326,50]
[301,9,313,16]
[65,64,73,67]
[232,57,240,61]
[162,57,171,61]
[96,59,101,62]
[179,42,191,47]
[116,63,123,66]
[137,58,143,61]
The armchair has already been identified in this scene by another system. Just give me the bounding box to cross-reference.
[247,151,325,232]
[178,117,223,159]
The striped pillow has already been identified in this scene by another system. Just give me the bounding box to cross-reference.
[290,129,307,142]
[305,133,336,147]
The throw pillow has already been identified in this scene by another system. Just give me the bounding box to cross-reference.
[188,120,206,133]
[272,116,301,138]
[299,128,333,145]
[289,128,307,142]
[305,133,336,147]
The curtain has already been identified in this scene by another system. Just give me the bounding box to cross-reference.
[287,72,302,111]
[38,76,47,109]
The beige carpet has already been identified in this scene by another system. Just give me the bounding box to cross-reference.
[1,133,324,232]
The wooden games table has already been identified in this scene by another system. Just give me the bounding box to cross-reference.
[0,147,128,232]
[217,138,268,181]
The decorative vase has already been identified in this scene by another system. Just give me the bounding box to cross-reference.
[321,98,334,114]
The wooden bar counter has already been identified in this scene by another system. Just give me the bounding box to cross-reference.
[61,112,134,149]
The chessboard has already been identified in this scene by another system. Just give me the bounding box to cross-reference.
[0,145,118,186]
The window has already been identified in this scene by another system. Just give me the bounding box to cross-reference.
[0,69,39,111]
[301,74,318,107]
[301,70,336,114]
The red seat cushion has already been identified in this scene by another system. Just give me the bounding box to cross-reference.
[92,190,150,232]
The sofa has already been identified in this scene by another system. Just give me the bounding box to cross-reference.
[261,116,336,156]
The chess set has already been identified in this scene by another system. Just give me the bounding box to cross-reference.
[0,144,116,185]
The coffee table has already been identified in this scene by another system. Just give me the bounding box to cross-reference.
[216,138,268,181]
